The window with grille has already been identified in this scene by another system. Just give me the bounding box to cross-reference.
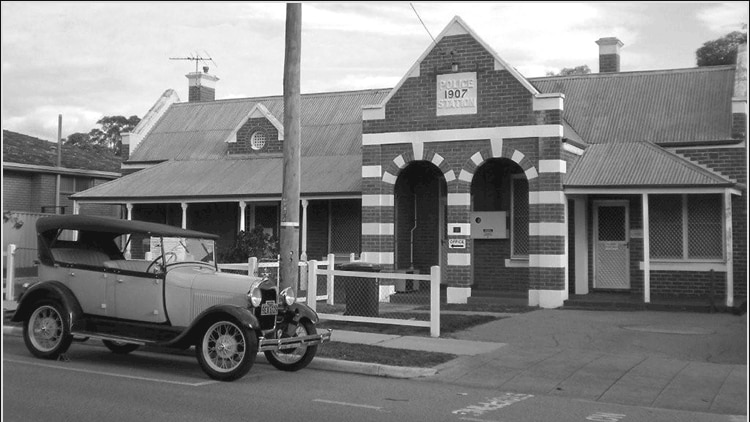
[649,194,723,260]
[511,175,529,257]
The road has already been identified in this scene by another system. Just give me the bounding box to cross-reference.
[2,336,744,422]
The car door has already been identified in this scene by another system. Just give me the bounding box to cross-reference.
[111,269,167,323]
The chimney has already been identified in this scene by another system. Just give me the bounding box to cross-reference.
[595,37,623,73]
[186,66,219,102]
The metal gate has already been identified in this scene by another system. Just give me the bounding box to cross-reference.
[594,202,630,289]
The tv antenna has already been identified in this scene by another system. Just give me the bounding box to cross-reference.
[169,52,218,73]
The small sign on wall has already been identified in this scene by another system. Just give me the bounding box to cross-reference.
[436,72,477,116]
[449,239,467,249]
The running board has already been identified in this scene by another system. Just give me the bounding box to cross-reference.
[72,332,148,346]
[258,329,333,352]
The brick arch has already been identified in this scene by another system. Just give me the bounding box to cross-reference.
[381,149,456,187]
[459,147,538,186]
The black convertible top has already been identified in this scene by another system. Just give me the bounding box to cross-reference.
[36,215,220,240]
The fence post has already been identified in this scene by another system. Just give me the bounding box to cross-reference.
[248,257,259,277]
[299,261,308,291]
[307,260,318,311]
[430,265,440,338]
[5,244,16,301]
[349,253,355,262]
[326,253,335,305]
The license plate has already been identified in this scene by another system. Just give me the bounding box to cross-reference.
[260,301,278,316]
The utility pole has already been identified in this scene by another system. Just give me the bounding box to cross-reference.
[279,3,302,293]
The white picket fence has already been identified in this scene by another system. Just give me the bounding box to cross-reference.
[3,244,17,301]
[219,254,442,337]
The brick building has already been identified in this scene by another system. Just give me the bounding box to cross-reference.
[72,17,747,308]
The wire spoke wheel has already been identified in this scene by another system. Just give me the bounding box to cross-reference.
[264,319,318,372]
[23,301,73,359]
[197,319,257,381]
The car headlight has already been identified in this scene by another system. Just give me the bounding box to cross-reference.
[248,280,263,307]
[280,287,295,306]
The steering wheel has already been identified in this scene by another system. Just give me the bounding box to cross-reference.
[146,252,178,273]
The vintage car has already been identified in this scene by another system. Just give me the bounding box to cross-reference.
[12,215,331,381]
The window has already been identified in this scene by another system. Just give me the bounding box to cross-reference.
[649,194,723,260]
[250,131,266,150]
[511,175,529,257]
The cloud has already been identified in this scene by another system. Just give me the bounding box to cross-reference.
[696,3,749,33]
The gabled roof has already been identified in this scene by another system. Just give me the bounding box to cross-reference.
[531,66,736,145]
[368,16,538,112]
[2,130,121,173]
[72,155,363,201]
[565,141,735,188]
[127,89,390,162]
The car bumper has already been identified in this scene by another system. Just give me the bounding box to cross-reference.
[258,329,333,352]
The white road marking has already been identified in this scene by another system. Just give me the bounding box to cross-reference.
[4,358,218,387]
[459,418,501,422]
[313,399,386,412]
[453,393,534,417]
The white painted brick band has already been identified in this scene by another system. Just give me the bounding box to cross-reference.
[362,195,394,207]
[361,223,394,236]
[447,253,471,266]
[529,191,566,205]
[539,160,567,173]
[382,172,397,185]
[447,193,471,206]
[458,169,473,182]
[529,222,567,237]
[362,165,382,178]
[529,254,567,268]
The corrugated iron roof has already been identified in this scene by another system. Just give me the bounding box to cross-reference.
[2,130,121,173]
[128,89,390,162]
[72,155,362,201]
[565,142,734,188]
[531,66,736,145]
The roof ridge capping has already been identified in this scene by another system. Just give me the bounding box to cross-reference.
[363,15,541,119]
[530,64,737,81]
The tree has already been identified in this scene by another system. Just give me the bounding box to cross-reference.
[63,115,141,156]
[696,30,747,67]
[546,65,591,77]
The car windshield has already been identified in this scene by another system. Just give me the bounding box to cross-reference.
[152,236,216,267]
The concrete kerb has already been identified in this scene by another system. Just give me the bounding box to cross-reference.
[2,325,438,380]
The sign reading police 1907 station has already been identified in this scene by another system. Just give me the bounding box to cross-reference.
[436,72,477,116]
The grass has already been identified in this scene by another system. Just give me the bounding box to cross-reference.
[314,312,505,368]
[316,342,456,367]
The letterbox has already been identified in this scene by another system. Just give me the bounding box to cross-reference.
[470,211,508,239]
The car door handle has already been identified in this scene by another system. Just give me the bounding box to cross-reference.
[116,278,125,283]
[69,272,75,277]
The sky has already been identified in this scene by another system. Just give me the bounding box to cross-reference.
[1,2,748,143]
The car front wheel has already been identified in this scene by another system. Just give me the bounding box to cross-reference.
[264,319,318,372]
[23,301,73,359]
[196,319,258,381]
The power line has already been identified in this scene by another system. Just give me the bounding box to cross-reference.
[410,3,445,55]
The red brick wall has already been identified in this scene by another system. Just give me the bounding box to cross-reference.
[229,117,282,155]
[473,239,529,292]
[676,147,747,185]
[2,171,33,211]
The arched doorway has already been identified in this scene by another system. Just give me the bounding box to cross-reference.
[471,158,529,291]
[394,161,447,274]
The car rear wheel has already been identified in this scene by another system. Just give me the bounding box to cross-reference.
[264,319,318,372]
[23,301,73,359]
[196,319,258,381]
[102,340,140,354]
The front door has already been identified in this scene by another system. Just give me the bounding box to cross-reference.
[594,202,630,289]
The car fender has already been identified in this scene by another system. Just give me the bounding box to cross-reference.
[11,280,84,331]
[163,304,260,349]
[284,303,320,324]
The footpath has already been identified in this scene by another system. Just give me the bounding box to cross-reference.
[3,300,747,417]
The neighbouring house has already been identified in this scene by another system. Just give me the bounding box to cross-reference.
[71,16,747,309]
[2,129,122,275]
